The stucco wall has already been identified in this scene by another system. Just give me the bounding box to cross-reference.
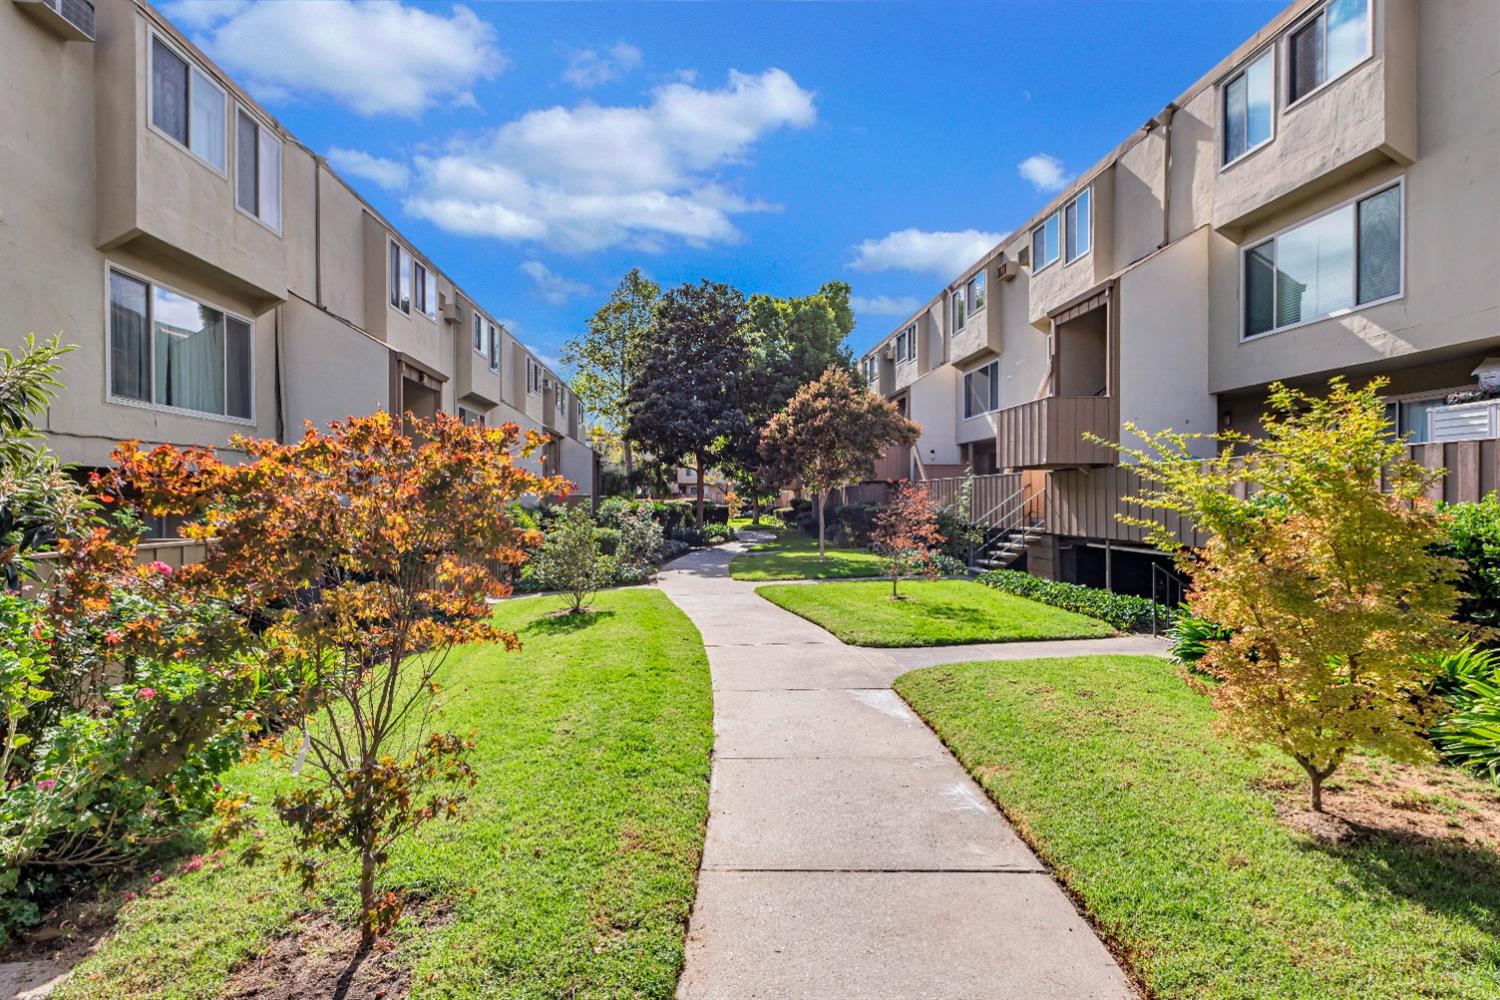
[904,366,961,468]
[281,297,390,433]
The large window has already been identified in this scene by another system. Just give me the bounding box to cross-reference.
[953,273,987,331]
[108,269,252,420]
[963,361,999,419]
[1288,0,1371,104]
[1223,48,1274,165]
[1064,188,1090,263]
[235,109,281,231]
[1033,188,1091,272]
[893,323,917,363]
[414,262,437,320]
[389,241,412,313]
[1242,180,1401,338]
[150,36,225,171]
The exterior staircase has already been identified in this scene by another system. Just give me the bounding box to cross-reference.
[970,516,1046,572]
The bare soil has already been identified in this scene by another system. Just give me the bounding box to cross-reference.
[1270,757,1500,848]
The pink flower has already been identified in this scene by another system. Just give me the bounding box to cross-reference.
[34,778,56,792]
[150,561,172,575]
[180,855,204,874]
[136,687,158,701]
[150,872,163,884]
[103,631,123,646]
[123,891,137,901]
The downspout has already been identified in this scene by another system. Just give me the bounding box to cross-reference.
[1156,103,1177,250]
[314,161,323,307]
[273,305,286,443]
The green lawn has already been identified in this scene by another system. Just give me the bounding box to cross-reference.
[754,579,1115,646]
[57,589,713,1000]
[728,532,887,581]
[896,655,1500,1000]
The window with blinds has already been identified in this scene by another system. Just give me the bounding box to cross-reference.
[1289,0,1370,104]
[963,361,999,419]
[1242,180,1402,338]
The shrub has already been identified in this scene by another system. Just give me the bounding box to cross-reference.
[1438,495,1500,628]
[831,502,880,547]
[1431,654,1500,783]
[592,526,621,556]
[1167,612,1232,670]
[534,505,613,614]
[594,495,634,530]
[978,569,1170,633]
[659,539,691,563]
[773,506,797,529]
[701,522,735,545]
[930,553,968,576]
[871,482,944,598]
[616,504,664,571]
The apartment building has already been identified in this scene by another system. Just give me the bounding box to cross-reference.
[2,0,597,504]
[858,0,1499,593]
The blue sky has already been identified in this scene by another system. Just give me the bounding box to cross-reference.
[163,0,1284,371]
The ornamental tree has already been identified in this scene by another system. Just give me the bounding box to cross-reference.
[1113,377,1463,812]
[625,280,753,528]
[872,480,945,598]
[563,268,659,479]
[759,366,919,559]
[532,504,612,614]
[108,412,561,948]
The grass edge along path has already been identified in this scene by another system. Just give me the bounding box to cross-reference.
[727,529,886,582]
[754,579,1115,646]
[55,589,714,1000]
[895,654,1500,1000]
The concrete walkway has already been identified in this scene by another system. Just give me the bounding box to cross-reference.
[659,541,1140,1000]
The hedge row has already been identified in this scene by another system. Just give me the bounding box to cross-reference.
[977,569,1175,633]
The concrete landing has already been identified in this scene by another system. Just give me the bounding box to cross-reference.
[659,540,1138,1000]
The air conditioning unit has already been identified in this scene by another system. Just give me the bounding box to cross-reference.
[15,0,95,40]
[883,346,895,361]
[996,257,1017,282]
[440,297,461,324]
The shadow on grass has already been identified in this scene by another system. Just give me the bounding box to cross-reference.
[1307,825,1500,935]
[902,600,997,629]
[526,608,616,635]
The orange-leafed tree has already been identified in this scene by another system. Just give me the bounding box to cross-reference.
[759,366,919,560]
[872,480,945,598]
[1114,378,1463,812]
[106,412,563,949]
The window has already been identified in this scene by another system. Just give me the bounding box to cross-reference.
[1242,180,1401,338]
[557,392,568,421]
[1288,0,1370,104]
[969,272,985,311]
[472,313,484,353]
[108,268,252,420]
[527,357,542,394]
[235,109,281,230]
[860,356,878,384]
[893,324,916,363]
[1064,188,1090,262]
[963,361,999,419]
[1223,48,1274,164]
[1385,392,1461,445]
[389,241,412,313]
[488,323,500,373]
[458,406,485,427]
[1033,188,1091,271]
[952,287,966,332]
[414,262,437,320]
[1031,212,1061,271]
[150,37,225,171]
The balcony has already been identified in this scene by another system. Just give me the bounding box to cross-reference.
[996,396,1117,469]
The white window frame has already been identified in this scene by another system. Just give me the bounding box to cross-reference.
[458,405,486,427]
[488,322,501,373]
[557,390,568,421]
[1284,0,1375,112]
[527,357,543,395]
[1238,175,1405,342]
[894,323,916,363]
[103,262,256,426]
[963,360,1000,419]
[233,105,282,234]
[1063,187,1092,265]
[1385,385,1473,445]
[969,271,986,312]
[389,239,412,314]
[413,261,437,321]
[146,31,227,177]
[472,312,485,354]
[1219,44,1277,170]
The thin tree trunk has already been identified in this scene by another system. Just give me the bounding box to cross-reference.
[695,451,705,528]
[623,439,634,479]
[1300,759,1336,813]
[817,489,826,560]
[751,494,761,526]
[358,847,378,952]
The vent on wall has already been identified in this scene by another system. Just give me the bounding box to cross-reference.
[15,0,95,41]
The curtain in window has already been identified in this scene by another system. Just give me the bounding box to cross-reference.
[189,68,224,170]
[152,288,225,415]
[1357,186,1400,304]
[152,39,189,145]
[236,111,258,215]
[109,271,151,402]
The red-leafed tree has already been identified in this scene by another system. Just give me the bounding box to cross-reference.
[759,366,919,559]
[872,480,945,597]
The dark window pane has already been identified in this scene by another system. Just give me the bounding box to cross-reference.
[988,363,999,411]
[1224,73,1247,162]
[236,111,258,214]
[1289,14,1325,102]
[109,271,151,402]
[1064,200,1079,262]
[1245,242,1276,336]
[151,38,189,145]
[226,317,252,419]
[389,242,401,308]
[1357,186,1401,303]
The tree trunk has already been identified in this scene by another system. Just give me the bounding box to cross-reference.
[1299,759,1337,813]
[695,452,706,528]
[817,489,826,561]
[358,845,378,952]
[623,439,634,479]
[751,494,761,526]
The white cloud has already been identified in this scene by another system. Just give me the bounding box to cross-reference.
[563,43,643,89]
[179,1,506,117]
[161,0,249,28]
[520,261,592,305]
[850,295,920,318]
[849,229,1001,277]
[1018,153,1070,193]
[405,68,816,252]
[327,148,410,192]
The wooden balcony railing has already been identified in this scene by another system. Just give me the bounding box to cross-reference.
[995,396,1116,469]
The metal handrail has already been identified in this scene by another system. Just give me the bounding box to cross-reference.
[1150,562,1190,636]
[968,486,1039,568]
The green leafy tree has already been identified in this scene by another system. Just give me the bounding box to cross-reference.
[1111,377,1463,812]
[533,504,613,613]
[626,280,752,527]
[1437,495,1500,629]
[759,366,919,559]
[563,269,659,479]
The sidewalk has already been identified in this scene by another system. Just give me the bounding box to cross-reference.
[659,540,1139,1000]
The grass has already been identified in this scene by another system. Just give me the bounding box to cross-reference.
[895,654,1500,1000]
[754,579,1115,646]
[727,530,887,581]
[56,589,713,1000]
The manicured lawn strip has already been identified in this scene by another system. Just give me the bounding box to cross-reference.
[57,589,713,1000]
[728,533,886,581]
[754,579,1114,646]
[895,655,1500,1000]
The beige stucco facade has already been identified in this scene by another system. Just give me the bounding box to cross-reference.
[855,0,1500,587]
[2,0,595,494]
